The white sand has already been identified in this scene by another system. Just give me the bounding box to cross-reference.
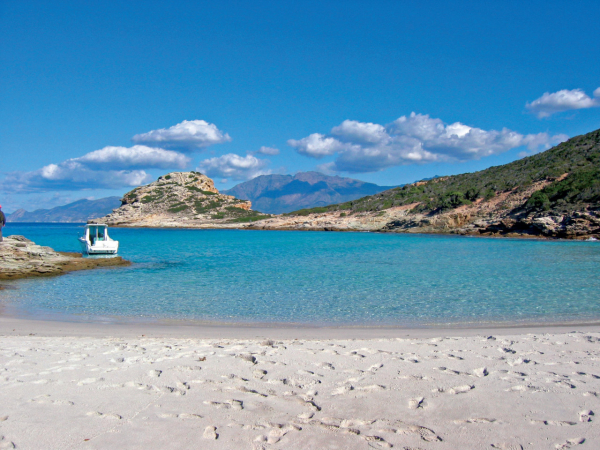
[1,318,599,450]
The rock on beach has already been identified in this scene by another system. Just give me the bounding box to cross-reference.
[0,235,130,280]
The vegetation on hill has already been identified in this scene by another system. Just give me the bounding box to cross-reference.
[289,129,600,216]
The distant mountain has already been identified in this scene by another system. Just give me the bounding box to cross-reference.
[7,197,122,223]
[223,172,397,214]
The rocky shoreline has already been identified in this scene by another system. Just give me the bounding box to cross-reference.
[0,235,130,280]
[244,182,600,240]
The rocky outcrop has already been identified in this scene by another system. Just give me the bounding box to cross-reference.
[90,172,267,227]
[0,235,130,280]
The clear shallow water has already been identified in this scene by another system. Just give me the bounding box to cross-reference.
[1,223,599,326]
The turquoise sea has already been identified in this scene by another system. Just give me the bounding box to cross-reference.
[1,223,599,327]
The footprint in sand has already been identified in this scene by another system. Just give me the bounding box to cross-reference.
[203,399,243,410]
[157,413,202,420]
[408,397,426,409]
[396,425,442,442]
[454,418,497,424]
[203,426,218,440]
[29,395,74,406]
[554,438,585,449]
[332,385,354,396]
[473,367,489,377]
[530,420,577,426]
[86,411,122,420]
[253,369,267,379]
[362,434,392,448]
[237,354,257,364]
[0,436,15,450]
[578,410,594,422]
[491,443,523,449]
[317,362,335,370]
[446,385,474,394]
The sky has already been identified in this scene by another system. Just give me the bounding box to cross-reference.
[1,0,599,213]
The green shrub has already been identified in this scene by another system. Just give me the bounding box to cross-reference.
[526,191,551,210]
[168,204,189,213]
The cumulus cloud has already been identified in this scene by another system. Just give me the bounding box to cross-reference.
[74,145,190,170]
[256,146,280,155]
[132,120,231,151]
[289,113,568,173]
[526,88,600,118]
[331,120,389,145]
[197,154,271,181]
[287,133,350,158]
[0,145,189,193]
[1,163,152,193]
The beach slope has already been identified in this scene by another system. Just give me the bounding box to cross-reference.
[0,325,598,449]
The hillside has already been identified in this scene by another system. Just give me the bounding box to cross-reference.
[248,129,600,239]
[89,172,268,227]
[7,197,121,223]
[223,172,396,214]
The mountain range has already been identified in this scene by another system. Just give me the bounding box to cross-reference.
[7,197,122,223]
[223,172,397,214]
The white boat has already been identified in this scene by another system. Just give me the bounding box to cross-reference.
[78,224,119,255]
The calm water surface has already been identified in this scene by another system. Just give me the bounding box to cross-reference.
[1,223,599,326]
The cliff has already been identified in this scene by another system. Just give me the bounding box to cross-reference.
[90,171,268,227]
[247,129,600,239]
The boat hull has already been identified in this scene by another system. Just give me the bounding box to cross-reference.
[78,237,119,255]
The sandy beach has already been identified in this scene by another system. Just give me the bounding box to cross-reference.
[1,318,599,450]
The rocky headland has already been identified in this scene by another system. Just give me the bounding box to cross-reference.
[89,171,268,228]
[0,235,130,280]
[248,129,600,239]
[247,178,600,239]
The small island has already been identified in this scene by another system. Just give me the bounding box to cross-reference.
[0,235,130,280]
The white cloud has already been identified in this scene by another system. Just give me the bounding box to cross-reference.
[197,154,271,181]
[331,120,389,145]
[256,146,280,155]
[289,112,568,173]
[74,145,190,170]
[518,132,569,157]
[132,120,231,151]
[0,145,190,193]
[287,133,350,158]
[1,163,151,193]
[526,88,600,118]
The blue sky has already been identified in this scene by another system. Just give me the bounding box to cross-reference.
[1,0,599,212]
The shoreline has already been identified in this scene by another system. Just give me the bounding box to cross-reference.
[2,315,600,339]
[8,222,600,241]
